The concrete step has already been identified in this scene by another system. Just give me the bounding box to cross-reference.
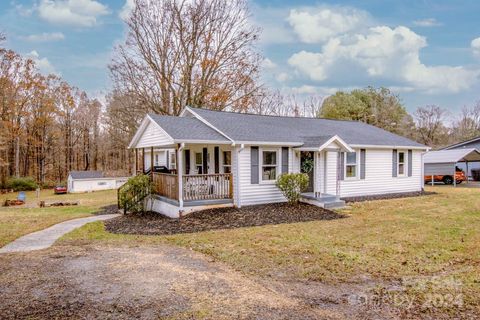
[323,200,346,209]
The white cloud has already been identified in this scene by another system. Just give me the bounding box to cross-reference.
[37,0,110,27]
[119,0,135,20]
[472,37,480,57]
[27,51,58,75]
[288,26,479,93]
[23,32,65,42]
[287,6,370,43]
[275,72,289,82]
[413,18,442,27]
[262,58,277,69]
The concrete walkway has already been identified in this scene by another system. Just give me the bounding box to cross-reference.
[0,214,120,254]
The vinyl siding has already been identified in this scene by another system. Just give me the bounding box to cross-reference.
[338,149,422,197]
[325,151,338,195]
[238,146,288,206]
[136,121,173,148]
[143,150,168,171]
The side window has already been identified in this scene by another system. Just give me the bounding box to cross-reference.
[155,154,159,166]
[345,152,357,178]
[195,152,203,174]
[223,151,231,174]
[170,152,176,169]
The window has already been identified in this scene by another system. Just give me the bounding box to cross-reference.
[169,152,176,169]
[98,182,107,186]
[154,154,159,166]
[398,151,406,176]
[261,150,278,181]
[195,152,203,174]
[345,152,357,178]
[223,151,231,174]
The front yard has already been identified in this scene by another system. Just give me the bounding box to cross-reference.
[62,186,480,318]
[0,189,117,247]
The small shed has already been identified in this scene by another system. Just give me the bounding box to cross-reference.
[423,148,480,186]
[67,171,129,193]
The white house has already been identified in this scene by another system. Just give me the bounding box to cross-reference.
[128,107,429,218]
[68,171,129,193]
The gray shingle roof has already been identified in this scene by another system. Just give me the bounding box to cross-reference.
[189,107,425,148]
[69,171,103,179]
[148,114,229,142]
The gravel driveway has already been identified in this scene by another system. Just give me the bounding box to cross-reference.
[0,243,350,319]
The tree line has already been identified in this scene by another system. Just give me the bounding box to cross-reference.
[0,33,128,187]
[1,0,479,187]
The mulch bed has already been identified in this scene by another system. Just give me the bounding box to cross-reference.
[342,190,436,203]
[105,203,347,235]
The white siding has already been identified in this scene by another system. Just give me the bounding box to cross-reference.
[144,150,168,170]
[291,148,300,173]
[325,151,338,195]
[338,149,423,197]
[238,146,287,206]
[136,122,173,148]
[70,178,116,193]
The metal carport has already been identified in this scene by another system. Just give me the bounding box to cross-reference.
[423,148,480,186]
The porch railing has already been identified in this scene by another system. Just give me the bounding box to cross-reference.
[183,173,233,201]
[152,172,233,202]
[152,173,178,200]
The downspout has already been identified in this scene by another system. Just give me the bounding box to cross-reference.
[234,143,244,208]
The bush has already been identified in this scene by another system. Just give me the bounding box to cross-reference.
[276,173,309,204]
[118,174,151,213]
[6,177,38,191]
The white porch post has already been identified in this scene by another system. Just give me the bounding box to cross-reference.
[177,144,184,209]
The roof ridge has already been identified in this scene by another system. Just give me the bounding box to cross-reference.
[187,106,366,124]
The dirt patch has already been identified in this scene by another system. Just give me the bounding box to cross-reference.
[0,244,346,319]
[93,204,120,215]
[342,190,436,203]
[106,203,346,235]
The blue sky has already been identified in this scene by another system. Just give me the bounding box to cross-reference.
[1,0,479,115]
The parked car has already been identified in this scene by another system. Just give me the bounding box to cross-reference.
[424,170,466,185]
[54,186,67,194]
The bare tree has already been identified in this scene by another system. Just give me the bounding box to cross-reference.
[451,101,480,142]
[110,0,261,115]
[414,105,449,147]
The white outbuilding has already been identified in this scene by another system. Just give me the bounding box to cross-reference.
[67,171,129,193]
[423,148,480,186]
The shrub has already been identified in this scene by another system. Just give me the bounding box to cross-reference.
[276,173,309,204]
[6,177,38,191]
[118,174,151,213]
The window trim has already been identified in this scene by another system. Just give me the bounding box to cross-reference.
[344,150,359,180]
[259,148,279,183]
[397,150,407,177]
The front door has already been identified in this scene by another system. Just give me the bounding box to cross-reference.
[300,151,315,192]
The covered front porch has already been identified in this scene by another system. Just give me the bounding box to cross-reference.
[133,143,234,217]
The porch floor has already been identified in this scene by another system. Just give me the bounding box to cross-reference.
[301,192,346,209]
[151,194,233,207]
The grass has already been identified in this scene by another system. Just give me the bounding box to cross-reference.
[0,189,117,247]
[63,186,480,313]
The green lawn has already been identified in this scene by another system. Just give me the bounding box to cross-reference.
[62,186,480,314]
[0,189,117,247]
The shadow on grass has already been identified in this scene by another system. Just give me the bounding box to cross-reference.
[105,202,347,236]
[93,204,120,215]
